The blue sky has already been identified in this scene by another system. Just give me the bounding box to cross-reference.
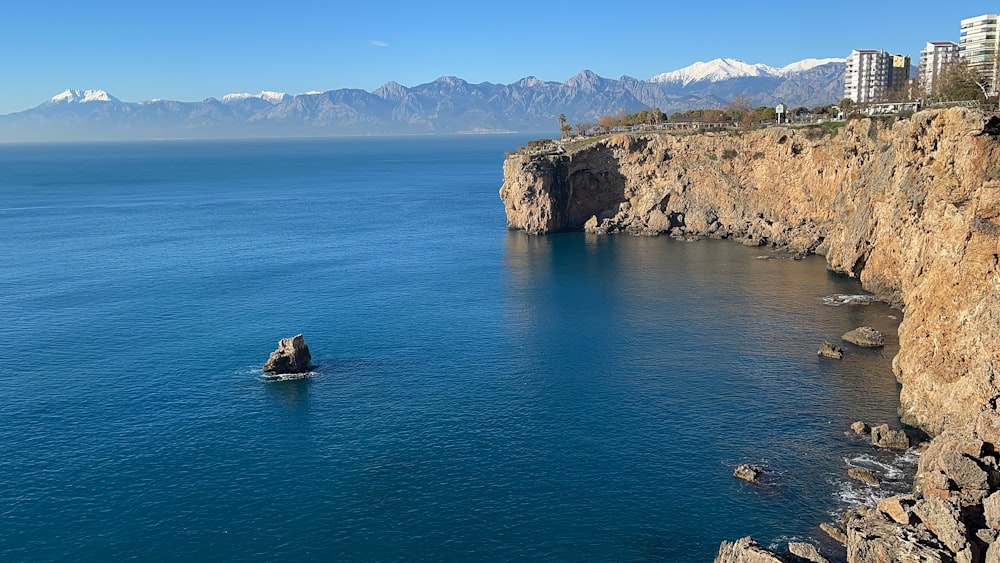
[0,1,992,114]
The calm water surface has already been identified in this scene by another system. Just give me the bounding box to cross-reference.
[0,137,908,561]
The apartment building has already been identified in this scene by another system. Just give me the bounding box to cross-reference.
[844,50,908,102]
[959,14,1000,96]
[919,42,960,94]
[891,55,912,92]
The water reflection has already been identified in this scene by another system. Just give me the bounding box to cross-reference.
[265,377,311,411]
[500,230,907,550]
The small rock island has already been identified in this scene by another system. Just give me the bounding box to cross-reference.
[263,334,312,378]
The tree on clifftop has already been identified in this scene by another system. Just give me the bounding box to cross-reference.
[558,114,571,139]
[932,60,989,102]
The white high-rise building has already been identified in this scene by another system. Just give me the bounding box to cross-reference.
[919,41,960,94]
[844,50,893,102]
[959,14,1000,96]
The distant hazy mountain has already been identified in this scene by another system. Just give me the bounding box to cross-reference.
[0,58,846,141]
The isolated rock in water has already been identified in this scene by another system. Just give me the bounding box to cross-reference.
[262,334,312,374]
[817,341,843,359]
[851,421,870,435]
[848,467,880,485]
[733,464,763,483]
[842,326,885,348]
[713,536,784,563]
[871,424,910,450]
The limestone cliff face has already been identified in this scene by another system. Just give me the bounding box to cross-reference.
[500,108,1000,440]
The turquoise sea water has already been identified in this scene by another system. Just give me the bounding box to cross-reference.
[0,137,909,561]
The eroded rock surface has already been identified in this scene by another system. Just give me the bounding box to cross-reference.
[734,463,764,483]
[871,424,911,450]
[841,326,885,348]
[500,108,1000,437]
[714,537,785,563]
[500,108,1000,560]
[817,341,844,359]
[262,334,312,375]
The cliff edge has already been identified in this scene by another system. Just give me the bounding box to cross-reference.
[501,108,1000,439]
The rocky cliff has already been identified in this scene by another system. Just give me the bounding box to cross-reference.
[500,108,1000,560]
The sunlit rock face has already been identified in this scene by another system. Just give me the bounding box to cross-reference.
[501,108,1000,441]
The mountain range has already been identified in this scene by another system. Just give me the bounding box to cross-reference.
[0,58,846,141]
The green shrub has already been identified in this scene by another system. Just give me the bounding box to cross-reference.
[986,167,1000,181]
[753,151,765,160]
[721,148,739,160]
[526,139,553,150]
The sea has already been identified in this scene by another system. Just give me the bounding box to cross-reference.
[0,136,912,561]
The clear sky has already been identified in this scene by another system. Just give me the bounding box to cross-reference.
[0,0,992,114]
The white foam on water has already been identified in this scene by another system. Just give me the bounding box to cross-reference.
[821,294,878,306]
[834,477,890,508]
[262,371,317,382]
[846,454,903,479]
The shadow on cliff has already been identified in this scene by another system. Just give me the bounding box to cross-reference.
[551,145,628,231]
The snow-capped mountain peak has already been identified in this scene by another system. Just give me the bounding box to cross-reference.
[221,91,291,104]
[649,57,846,85]
[650,59,776,85]
[50,89,118,104]
[775,58,846,76]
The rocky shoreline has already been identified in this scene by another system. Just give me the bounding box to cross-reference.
[499,108,1000,561]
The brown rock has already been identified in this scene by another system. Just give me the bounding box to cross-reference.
[733,464,763,483]
[877,494,916,525]
[817,341,843,359]
[262,334,312,375]
[870,424,910,450]
[841,326,885,348]
[939,450,989,491]
[846,510,950,563]
[915,470,954,500]
[713,536,785,563]
[850,421,869,435]
[987,542,1000,563]
[984,491,1000,529]
[819,523,846,546]
[848,467,880,485]
[912,497,970,556]
[787,541,828,563]
[499,108,1000,438]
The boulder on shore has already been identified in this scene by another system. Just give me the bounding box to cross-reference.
[713,536,784,562]
[851,421,870,435]
[841,326,885,348]
[787,542,829,563]
[733,463,764,483]
[262,334,312,375]
[871,424,910,450]
[817,341,843,359]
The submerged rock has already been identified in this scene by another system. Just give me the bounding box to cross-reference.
[817,341,843,359]
[262,334,312,375]
[733,464,763,483]
[848,467,880,485]
[842,326,885,348]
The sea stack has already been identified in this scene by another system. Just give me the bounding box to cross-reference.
[263,334,312,375]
